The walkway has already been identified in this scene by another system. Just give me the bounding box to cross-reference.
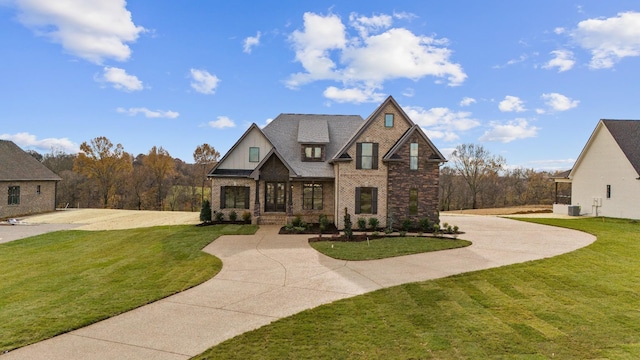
[2,215,595,359]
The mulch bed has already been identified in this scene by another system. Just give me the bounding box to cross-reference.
[279,223,340,235]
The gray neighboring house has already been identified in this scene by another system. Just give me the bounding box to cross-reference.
[0,140,62,219]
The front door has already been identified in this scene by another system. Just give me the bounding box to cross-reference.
[265,182,286,212]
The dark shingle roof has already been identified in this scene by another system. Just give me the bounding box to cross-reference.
[0,140,62,181]
[262,114,363,178]
[602,120,640,175]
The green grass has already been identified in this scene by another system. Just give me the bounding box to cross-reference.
[310,236,471,260]
[194,218,640,359]
[0,224,257,353]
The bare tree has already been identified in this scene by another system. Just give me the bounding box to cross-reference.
[193,143,220,205]
[450,144,505,209]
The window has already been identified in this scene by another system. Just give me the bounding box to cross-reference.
[410,143,418,170]
[37,185,41,194]
[356,142,378,169]
[385,113,394,127]
[249,147,260,162]
[303,145,323,161]
[606,185,611,199]
[356,187,378,214]
[303,183,323,210]
[8,186,20,205]
[220,186,250,209]
[409,188,418,215]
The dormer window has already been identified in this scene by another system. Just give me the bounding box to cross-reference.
[302,145,324,161]
[249,147,260,162]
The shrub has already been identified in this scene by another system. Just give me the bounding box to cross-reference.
[214,211,224,222]
[343,208,353,240]
[242,211,252,224]
[368,217,379,230]
[399,230,407,237]
[432,224,441,237]
[200,200,212,222]
[384,227,393,235]
[292,215,304,227]
[419,217,431,232]
[453,225,459,233]
[357,217,367,231]
[402,218,413,232]
[229,211,238,222]
[318,214,329,235]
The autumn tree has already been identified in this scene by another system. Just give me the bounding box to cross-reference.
[450,143,505,209]
[144,146,175,210]
[73,137,132,208]
[193,143,220,205]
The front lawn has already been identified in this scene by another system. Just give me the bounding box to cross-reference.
[310,236,471,260]
[194,218,640,359]
[0,224,257,353]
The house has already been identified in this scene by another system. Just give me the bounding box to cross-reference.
[208,96,446,228]
[553,119,640,219]
[0,140,62,219]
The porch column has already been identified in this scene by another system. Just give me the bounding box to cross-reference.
[254,179,261,217]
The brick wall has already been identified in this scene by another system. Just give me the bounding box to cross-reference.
[290,181,335,224]
[0,181,57,219]
[387,133,441,226]
[211,177,255,222]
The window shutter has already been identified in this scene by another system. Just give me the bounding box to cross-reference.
[220,186,226,209]
[355,187,361,214]
[371,187,378,214]
[244,187,250,209]
[356,143,362,169]
[372,143,379,169]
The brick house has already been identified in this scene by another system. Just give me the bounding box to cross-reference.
[208,96,446,228]
[0,140,61,219]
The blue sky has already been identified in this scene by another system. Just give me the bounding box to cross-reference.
[1,1,639,170]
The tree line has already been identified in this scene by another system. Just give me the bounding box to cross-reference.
[29,137,219,211]
[29,139,566,212]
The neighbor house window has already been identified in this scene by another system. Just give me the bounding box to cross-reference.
[355,187,378,214]
[303,183,323,210]
[410,143,418,170]
[303,145,323,161]
[8,186,20,205]
[409,188,418,215]
[385,113,394,127]
[606,185,611,199]
[249,147,260,162]
[220,186,250,209]
[356,142,378,170]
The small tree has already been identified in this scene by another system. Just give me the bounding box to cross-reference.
[318,214,329,237]
[200,199,212,222]
[343,208,353,240]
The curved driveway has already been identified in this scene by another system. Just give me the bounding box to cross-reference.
[2,215,595,360]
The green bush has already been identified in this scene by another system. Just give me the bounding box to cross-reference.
[292,215,304,227]
[402,218,413,231]
[214,211,224,222]
[318,214,329,234]
[242,211,251,223]
[419,217,431,232]
[368,217,379,230]
[357,217,367,231]
[343,208,353,240]
[229,211,238,222]
[199,200,212,222]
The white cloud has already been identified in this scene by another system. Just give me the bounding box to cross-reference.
[208,116,235,129]
[571,11,640,69]
[99,66,143,91]
[13,0,145,64]
[323,86,385,104]
[404,105,480,142]
[459,97,476,107]
[190,68,220,94]
[543,49,575,72]
[0,132,79,153]
[287,12,466,104]
[554,27,566,35]
[479,119,539,143]
[243,31,261,54]
[541,92,579,111]
[116,107,179,119]
[402,88,415,97]
[498,95,526,112]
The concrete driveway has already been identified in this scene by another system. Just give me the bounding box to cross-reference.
[2,214,595,360]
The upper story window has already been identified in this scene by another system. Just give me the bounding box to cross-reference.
[385,113,394,128]
[410,143,418,170]
[37,185,41,194]
[249,147,260,162]
[8,186,20,205]
[356,142,378,170]
[606,185,611,199]
[303,145,324,161]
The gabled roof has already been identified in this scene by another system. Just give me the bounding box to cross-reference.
[262,114,363,178]
[0,140,61,181]
[249,148,298,179]
[570,119,640,178]
[331,95,415,162]
[208,123,274,176]
[383,125,447,163]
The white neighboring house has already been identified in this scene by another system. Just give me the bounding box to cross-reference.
[562,120,640,219]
